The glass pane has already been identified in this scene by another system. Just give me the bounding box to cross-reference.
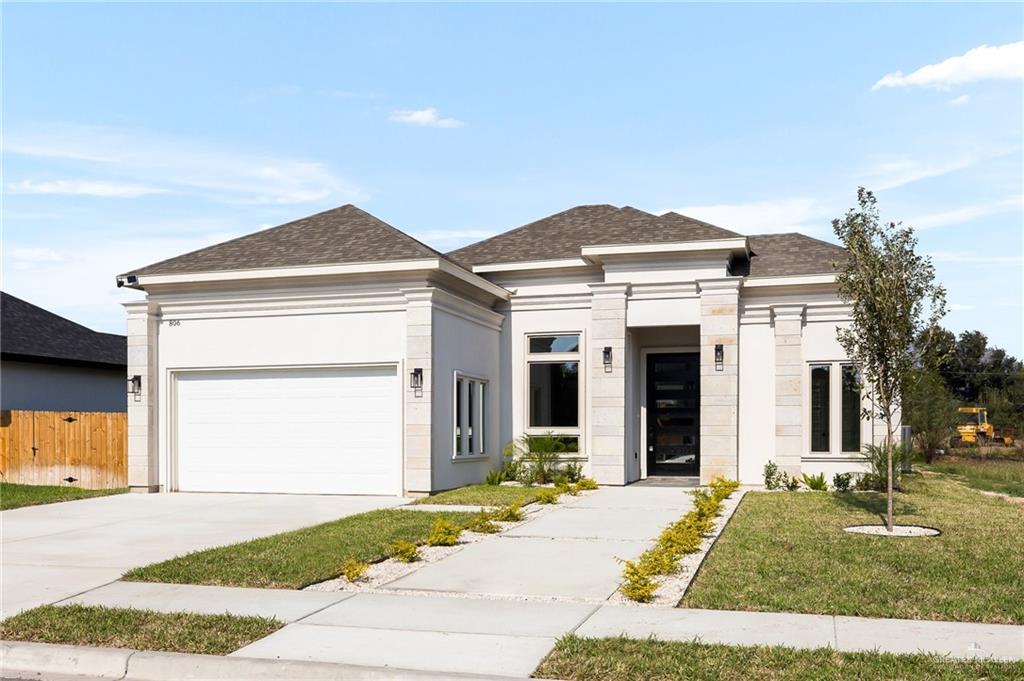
[841,366,861,452]
[455,378,463,454]
[468,381,475,455]
[479,383,486,455]
[810,365,830,452]
[529,362,579,427]
[529,335,580,354]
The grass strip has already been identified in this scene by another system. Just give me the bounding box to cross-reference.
[412,483,543,507]
[0,605,281,656]
[124,508,475,589]
[535,635,1024,681]
[0,483,127,510]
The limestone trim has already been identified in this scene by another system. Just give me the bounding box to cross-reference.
[772,303,805,476]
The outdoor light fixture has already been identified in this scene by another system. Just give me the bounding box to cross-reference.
[602,346,613,371]
[410,367,424,394]
[128,375,142,395]
[714,344,724,372]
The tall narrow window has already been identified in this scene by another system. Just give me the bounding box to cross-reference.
[454,373,488,457]
[810,364,830,452]
[841,365,861,452]
[527,334,580,430]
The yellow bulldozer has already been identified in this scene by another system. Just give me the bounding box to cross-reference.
[954,407,1016,446]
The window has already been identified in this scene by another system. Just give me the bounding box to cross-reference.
[454,374,488,457]
[527,334,580,429]
[841,365,861,452]
[808,362,865,454]
[810,364,830,452]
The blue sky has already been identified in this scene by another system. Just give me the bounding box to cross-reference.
[3,3,1022,354]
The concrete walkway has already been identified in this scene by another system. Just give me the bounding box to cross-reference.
[1,491,404,617]
[44,486,1024,677]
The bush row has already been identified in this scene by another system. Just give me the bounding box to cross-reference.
[620,477,740,602]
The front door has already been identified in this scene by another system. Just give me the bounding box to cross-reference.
[646,352,700,476]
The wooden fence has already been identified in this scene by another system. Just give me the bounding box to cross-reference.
[0,410,127,489]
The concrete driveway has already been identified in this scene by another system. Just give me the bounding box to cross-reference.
[0,492,404,617]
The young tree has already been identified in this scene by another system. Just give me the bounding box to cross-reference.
[833,188,947,530]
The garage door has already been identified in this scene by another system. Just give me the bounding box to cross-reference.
[175,367,401,495]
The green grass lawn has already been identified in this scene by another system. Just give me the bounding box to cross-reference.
[535,636,1024,681]
[123,508,475,589]
[0,605,280,655]
[412,483,542,506]
[923,456,1024,497]
[0,483,127,510]
[681,475,1024,624]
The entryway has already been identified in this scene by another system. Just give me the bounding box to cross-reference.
[645,352,700,477]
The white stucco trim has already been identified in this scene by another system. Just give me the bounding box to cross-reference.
[743,273,838,287]
[582,238,749,262]
[472,258,591,273]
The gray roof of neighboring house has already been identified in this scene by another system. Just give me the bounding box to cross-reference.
[126,205,445,277]
[743,233,848,277]
[445,205,742,268]
[0,292,126,369]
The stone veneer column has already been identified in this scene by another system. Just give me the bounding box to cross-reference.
[773,305,805,476]
[402,288,435,493]
[588,283,629,485]
[124,301,159,492]
[697,279,740,484]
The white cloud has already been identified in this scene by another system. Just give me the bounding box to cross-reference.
[661,197,834,234]
[6,246,68,270]
[389,107,464,129]
[929,251,1023,264]
[6,179,166,198]
[947,303,976,312]
[415,229,495,244]
[859,156,976,191]
[3,123,364,205]
[909,195,1022,230]
[872,41,1024,91]
[949,94,970,106]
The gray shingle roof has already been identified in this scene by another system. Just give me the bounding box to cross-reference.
[745,233,848,277]
[127,205,444,277]
[1,292,126,368]
[445,205,741,268]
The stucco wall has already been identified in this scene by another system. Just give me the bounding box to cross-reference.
[430,302,502,491]
[0,360,126,412]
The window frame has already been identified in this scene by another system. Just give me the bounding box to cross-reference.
[453,371,489,459]
[525,332,583,445]
[806,360,867,456]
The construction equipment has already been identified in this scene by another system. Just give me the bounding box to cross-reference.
[954,407,1016,446]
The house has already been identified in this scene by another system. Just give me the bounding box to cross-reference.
[117,204,882,495]
[1,292,127,412]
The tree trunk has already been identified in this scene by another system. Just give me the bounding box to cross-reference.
[885,418,894,532]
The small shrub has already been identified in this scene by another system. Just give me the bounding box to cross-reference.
[505,433,566,485]
[553,473,570,488]
[620,560,659,602]
[801,472,828,491]
[784,475,801,492]
[832,472,853,492]
[465,513,499,534]
[691,488,722,518]
[563,461,584,483]
[389,540,420,563]
[688,513,716,536]
[341,558,369,583]
[499,453,522,483]
[860,442,913,491]
[491,504,523,522]
[535,488,560,505]
[484,469,503,486]
[709,476,740,501]
[562,482,581,496]
[426,519,462,546]
[660,522,703,557]
[763,461,785,490]
[638,546,676,575]
[575,477,599,491]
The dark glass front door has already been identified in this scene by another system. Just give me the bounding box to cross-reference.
[647,352,700,476]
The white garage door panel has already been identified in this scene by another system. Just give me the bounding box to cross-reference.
[176,367,400,495]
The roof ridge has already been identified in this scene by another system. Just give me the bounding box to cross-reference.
[447,204,621,257]
[750,232,845,249]
[659,211,743,237]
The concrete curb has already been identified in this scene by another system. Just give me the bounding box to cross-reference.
[0,640,539,681]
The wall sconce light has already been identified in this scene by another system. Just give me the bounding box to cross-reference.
[602,346,613,372]
[714,344,724,372]
[410,368,424,396]
[128,375,142,402]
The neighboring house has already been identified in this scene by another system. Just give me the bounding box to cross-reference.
[1,292,127,412]
[117,204,881,495]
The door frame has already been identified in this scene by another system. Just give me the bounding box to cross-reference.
[639,346,699,480]
[167,361,403,494]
